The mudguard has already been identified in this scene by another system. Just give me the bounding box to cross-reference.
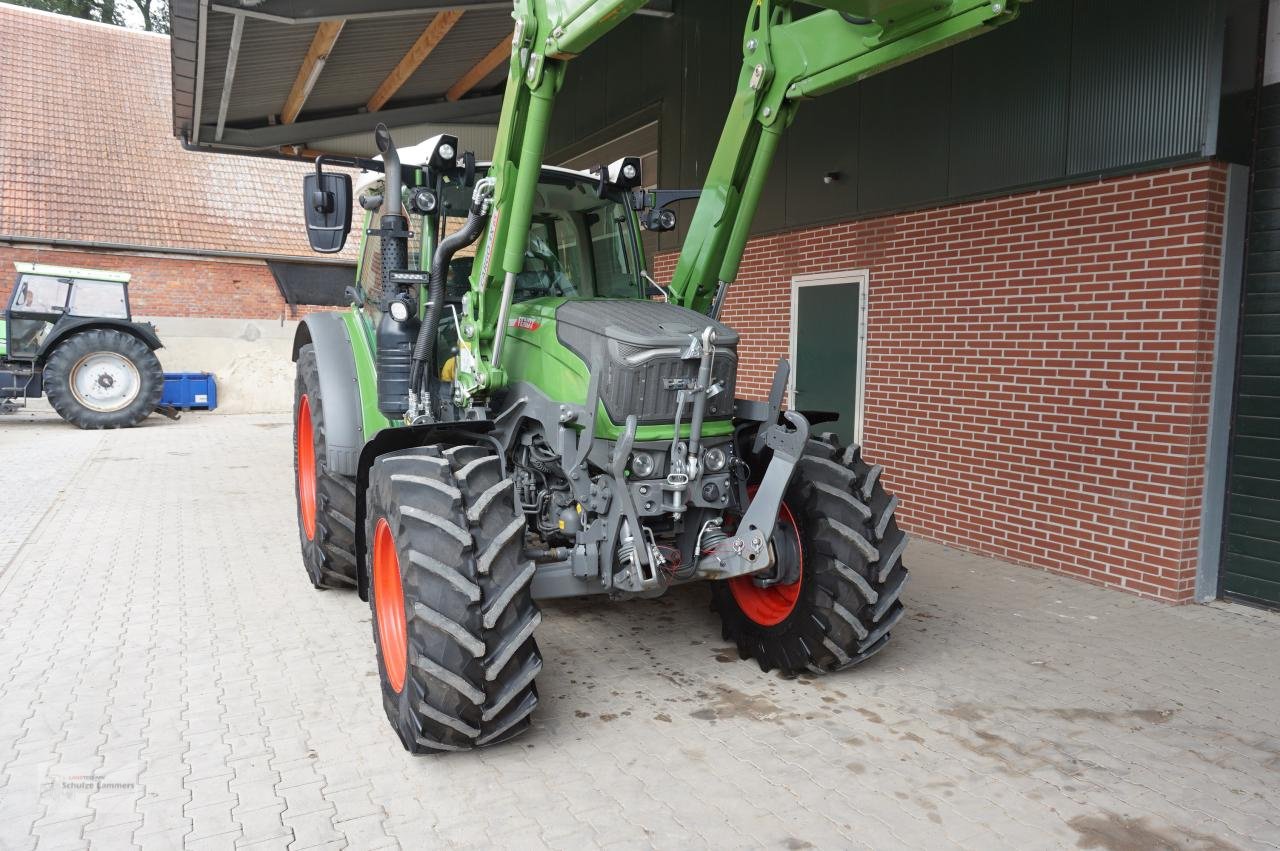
[292,313,364,477]
[352,420,497,599]
[36,318,163,362]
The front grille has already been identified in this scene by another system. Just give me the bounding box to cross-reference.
[599,350,736,426]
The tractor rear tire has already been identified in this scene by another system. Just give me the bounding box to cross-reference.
[294,344,358,589]
[712,436,909,674]
[43,329,163,429]
[365,444,543,753]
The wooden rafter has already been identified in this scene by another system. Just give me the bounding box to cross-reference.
[367,10,465,113]
[281,20,346,125]
[445,32,513,102]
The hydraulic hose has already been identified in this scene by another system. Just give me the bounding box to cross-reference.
[409,178,494,413]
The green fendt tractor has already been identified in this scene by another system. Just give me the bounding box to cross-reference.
[1,263,164,428]
[290,0,1021,752]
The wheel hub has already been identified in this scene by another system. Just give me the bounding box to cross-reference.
[728,495,804,626]
[70,352,139,412]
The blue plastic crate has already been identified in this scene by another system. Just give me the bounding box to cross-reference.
[161,372,218,411]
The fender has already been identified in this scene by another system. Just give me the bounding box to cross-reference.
[353,420,496,599]
[293,313,364,477]
[36,318,163,363]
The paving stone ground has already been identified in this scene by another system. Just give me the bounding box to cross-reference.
[1,404,1279,850]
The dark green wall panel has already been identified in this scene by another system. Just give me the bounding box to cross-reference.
[1066,0,1218,173]
[1224,82,1280,606]
[549,0,1225,239]
[857,50,952,215]
[947,0,1072,197]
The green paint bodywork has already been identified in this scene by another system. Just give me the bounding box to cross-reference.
[343,307,395,439]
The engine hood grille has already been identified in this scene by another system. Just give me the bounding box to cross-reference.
[556,299,738,427]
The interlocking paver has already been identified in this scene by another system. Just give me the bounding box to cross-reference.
[2,404,1280,850]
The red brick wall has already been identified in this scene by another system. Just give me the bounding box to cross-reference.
[655,163,1228,603]
[0,244,336,319]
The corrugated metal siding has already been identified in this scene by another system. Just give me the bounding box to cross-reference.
[548,0,1225,239]
[1066,0,1219,174]
[1223,83,1280,606]
[947,0,1072,197]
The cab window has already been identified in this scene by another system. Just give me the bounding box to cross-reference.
[11,275,70,314]
[68,280,128,319]
[586,204,640,298]
[512,215,581,303]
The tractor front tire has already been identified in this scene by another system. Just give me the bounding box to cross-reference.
[294,344,358,589]
[712,436,909,675]
[366,444,543,753]
[43,329,163,429]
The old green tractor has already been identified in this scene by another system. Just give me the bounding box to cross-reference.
[290,0,1021,751]
[1,263,164,428]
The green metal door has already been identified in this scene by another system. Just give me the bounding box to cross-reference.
[1223,84,1280,607]
[793,278,862,445]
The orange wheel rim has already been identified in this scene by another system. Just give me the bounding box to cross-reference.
[373,518,408,693]
[729,496,804,627]
[297,395,318,541]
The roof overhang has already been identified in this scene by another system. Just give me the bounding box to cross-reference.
[170,0,672,161]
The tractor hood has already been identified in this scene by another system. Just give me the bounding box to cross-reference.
[554,299,738,428]
[555,299,739,351]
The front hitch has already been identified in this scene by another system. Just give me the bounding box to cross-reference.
[695,409,809,580]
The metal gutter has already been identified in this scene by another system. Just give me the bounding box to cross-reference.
[1,234,355,267]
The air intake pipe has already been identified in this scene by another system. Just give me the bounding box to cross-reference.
[372,125,418,418]
[408,177,494,419]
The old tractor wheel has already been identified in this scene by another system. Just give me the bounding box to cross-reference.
[712,436,909,674]
[43,329,162,429]
[294,344,358,589]
[366,444,543,753]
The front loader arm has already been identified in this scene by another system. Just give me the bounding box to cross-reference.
[461,0,648,397]
[667,0,1022,315]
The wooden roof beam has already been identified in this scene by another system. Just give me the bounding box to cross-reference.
[367,10,465,112]
[445,32,513,102]
[281,20,346,125]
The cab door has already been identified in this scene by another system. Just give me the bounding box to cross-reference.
[6,274,71,360]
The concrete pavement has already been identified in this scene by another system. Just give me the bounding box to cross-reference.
[1,405,1278,849]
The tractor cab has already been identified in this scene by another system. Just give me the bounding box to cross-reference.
[3,264,131,362]
[351,160,648,310]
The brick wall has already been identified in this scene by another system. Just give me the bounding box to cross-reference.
[655,163,1228,603]
[0,244,336,319]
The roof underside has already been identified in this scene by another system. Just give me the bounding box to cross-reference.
[170,0,671,160]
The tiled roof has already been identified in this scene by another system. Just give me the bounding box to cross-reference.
[0,4,353,260]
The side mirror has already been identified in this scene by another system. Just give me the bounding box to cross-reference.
[302,171,353,253]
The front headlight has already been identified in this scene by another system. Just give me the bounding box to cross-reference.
[388,299,411,322]
[703,446,727,472]
[629,451,655,478]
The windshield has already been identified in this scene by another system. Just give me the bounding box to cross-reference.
[438,173,644,302]
[511,199,639,303]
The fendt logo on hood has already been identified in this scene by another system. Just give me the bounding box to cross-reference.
[509,316,541,331]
